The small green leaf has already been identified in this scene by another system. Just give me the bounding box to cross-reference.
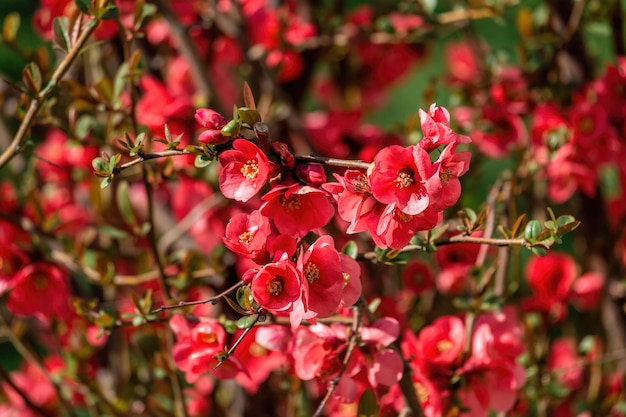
[92,156,108,173]
[236,286,253,311]
[194,155,212,168]
[220,119,241,137]
[22,62,42,93]
[113,62,128,104]
[531,246,547,257]
[238,107,262,126]
[99,225,129,239]
[2,12,20,44]
[524,220,542,240]
[101,176,112,189]
[342,241,358,259]
[109,153,121,172]
[117,181,138,227]
[75,115,96,139]
[53,17,71,52]
[463,208,477,224]
[356,389,379,417]
[547,207,557,222]
[74,0,91,14]
[557,220,581,235]
[556,215,576,228]
[99,5,119,20]
[236,314,258,329]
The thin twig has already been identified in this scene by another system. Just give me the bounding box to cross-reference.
[312,306,361,417]
[152,281,245,314]
[295,155,371,170]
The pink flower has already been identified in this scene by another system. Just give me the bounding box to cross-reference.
[369,145,432,215]
[416,315,465,370]
[299,235,349,318]
[445,41,481,85]
[419,104,472,152]
[223,210,272,263]
[372,203,442,250]
[170,315,241,383]
[250,259,303,312]
[426,142,472,211]
[219,139,270,202]
[260,184,335,238]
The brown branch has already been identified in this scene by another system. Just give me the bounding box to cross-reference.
[0,15,99,170]
[152,281,245,314]
[295,155,371,170]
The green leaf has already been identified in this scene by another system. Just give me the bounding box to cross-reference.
[2,12,20,44]
[109,153,121,172]
[531,246,547,257]
[75,115,96,139]
[99,225,129,239]
[524,220,542,240]
[356,389,379,417]
[74,0,91,14]
[53,17,71,52]
[101,176,112,189]
[113,62,128,105]
[236,314,258,329]
[236,286,253,311]
[99,5,119,20]
[557,220,581,235]
[556,215,576,228]
[22,62,42,94]
[238,107,262,126]
[194,155,212,168]
[116,181,138,227]
[220,119,241,137]
[92,156,108,173]
[342,241,359,259]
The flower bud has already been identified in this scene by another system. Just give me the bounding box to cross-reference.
[296,163,326,186]
[195,108,227,130]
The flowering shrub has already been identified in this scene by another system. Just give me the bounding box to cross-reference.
[0,1,625,417]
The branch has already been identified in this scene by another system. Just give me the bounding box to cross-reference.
[0,16,99,170]
[116,148,199,173]
[152,281,245,314]
[295,155,371,170]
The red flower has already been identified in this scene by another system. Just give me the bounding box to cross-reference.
[170,315,241,383]
[250,259,303,312]
[402,261,435,295]
[524,252,577,321]
[369,145,432,215]
[419,104,472,152]
[219,139,270,202]
[298,235,349,318]
[547,338,583,392]
[570,272,604,311]
[415,315,465,371]
[223,210,272,263]
[426,142,472,212]
[7,263,70,320]
[260,184,335,238]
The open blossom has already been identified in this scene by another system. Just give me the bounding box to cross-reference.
[170,314,242,383]
[298,235,361,318]
[419,104,472,152]
[368,144,432,216]
[415,315,465,371]
[260,184,335,238]
[219,139,270,202]
[223,210,272,263]
[458,308,526,416]
[250,258,303,312]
